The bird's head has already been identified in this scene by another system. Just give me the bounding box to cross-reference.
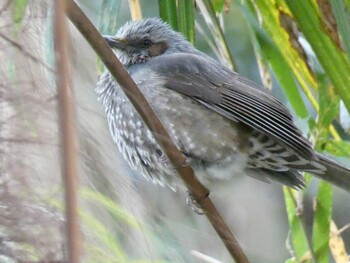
[103,18,195,66]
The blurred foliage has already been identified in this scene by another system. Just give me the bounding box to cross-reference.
[98,1,121,35]
[12,0,28,35]
[51,189,170,263]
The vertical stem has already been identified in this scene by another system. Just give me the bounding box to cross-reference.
[159,0,178,30]
[177,0,188,37]
[128,0,142,20]
[54,0,80,262]
[185,0,195,44]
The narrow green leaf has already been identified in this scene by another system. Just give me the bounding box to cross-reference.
[330,0,350,61]
[80,189,141,229]
[312,75,335,263]
[242,4,308,118]
[12,0,28,35]
[285,0,350,113]
[250,31,273,90]
[283,188,310,260]
[212,0,225,13]
[315,75,340,148]
[177,0,195,43]
[50,199,126,261]
[198,0,236,69]
[159,0,194,42]
[80,210,127,261]
[159,0,178,30]
[324,140,350,157]
[177,0,188,37]
[318,82,339,132]
[185,0,195,44]
[312,182,333,263]
[247,0,318,94]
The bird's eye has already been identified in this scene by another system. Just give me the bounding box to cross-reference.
[143,38,152,47]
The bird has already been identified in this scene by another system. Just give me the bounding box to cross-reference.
[96,17,350,192]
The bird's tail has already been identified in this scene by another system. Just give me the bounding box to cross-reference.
[312,153,350,192]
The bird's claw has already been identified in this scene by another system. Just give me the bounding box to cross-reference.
[174,157,191,168]
[186,191,208,215]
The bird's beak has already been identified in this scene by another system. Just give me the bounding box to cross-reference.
[103,35,127,50]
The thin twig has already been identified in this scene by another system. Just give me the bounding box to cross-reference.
[337,222,350,234]
[54,1,80,263]
[66,1,249,262]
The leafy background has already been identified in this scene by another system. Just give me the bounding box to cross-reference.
[1,0,350,262]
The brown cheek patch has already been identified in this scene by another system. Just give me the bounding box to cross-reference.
[149,42,168,57]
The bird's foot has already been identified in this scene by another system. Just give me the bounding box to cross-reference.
[157,150,190,168]
[186,191,209,215]
[174,157,191,168]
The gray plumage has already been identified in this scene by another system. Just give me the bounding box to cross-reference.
[97,18,350,191]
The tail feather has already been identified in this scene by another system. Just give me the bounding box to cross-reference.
[313,153,350,192]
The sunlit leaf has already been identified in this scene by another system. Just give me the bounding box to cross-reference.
[329,221,349,263]
[247,0,318,97]
[285,0,350,113]
[324,140,350,157]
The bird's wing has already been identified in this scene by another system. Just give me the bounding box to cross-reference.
[129,53,315,160]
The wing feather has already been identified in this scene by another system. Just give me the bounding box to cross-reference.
[129,53,315,160]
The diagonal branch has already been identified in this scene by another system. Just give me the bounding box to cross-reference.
[66,1,249,262]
